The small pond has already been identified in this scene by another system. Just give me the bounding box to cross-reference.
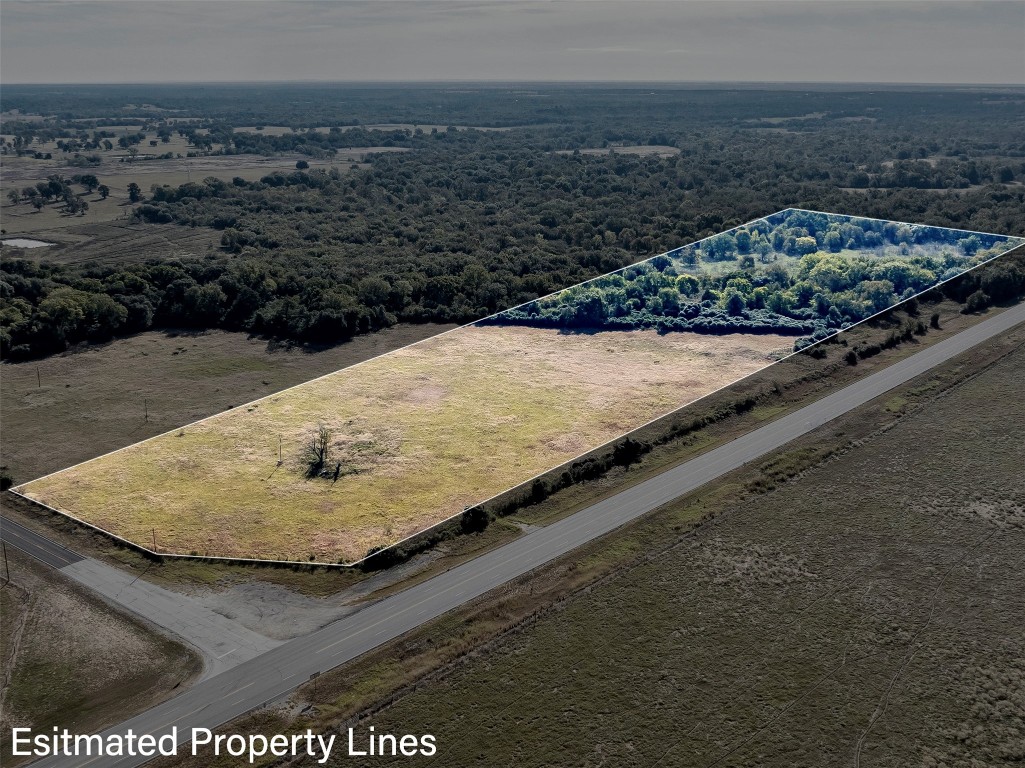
[1,238,56,248]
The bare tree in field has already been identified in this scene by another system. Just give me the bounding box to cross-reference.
[303,424,331,477]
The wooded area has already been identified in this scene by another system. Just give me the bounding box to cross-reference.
[2,85,1024,359]
[484,209,1023,346]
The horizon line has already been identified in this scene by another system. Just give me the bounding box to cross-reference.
[2,79,1022,88]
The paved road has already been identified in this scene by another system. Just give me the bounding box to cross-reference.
[28,301,1025,768]
[58,559,282,678]
[0,518,280,679]
[0,516,83,568]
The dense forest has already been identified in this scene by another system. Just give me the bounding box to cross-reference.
[2,85,1024,359]
[483,209,1023,347]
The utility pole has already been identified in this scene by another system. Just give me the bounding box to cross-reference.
[144,399,148,422]
[2,542,9,584]
[152,528,157,553]
[36,366,40,388]
[278,436,282,465]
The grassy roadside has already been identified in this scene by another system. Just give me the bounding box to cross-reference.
[148,301,1025,768]
[0,548,202,767]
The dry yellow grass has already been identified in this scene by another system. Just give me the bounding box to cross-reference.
[18,327,790,563]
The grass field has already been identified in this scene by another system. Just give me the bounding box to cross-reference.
[0,548,201,767]
[16,327,789,563]
[1,323,453,485]
[305,325,1025,768]
[0,218,223,263]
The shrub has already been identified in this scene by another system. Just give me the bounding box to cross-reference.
[963,289,991,314]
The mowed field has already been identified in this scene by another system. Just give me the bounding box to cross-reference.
[328,334,1025,768]
[16,327,790,564]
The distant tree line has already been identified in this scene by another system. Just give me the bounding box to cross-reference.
[2,87,1024,359]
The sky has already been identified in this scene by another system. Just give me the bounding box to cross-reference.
[1,0,1023,85]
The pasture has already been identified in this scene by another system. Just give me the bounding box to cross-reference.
[0,154,370,236]
[16,326,789,564]
[1,324,453,485]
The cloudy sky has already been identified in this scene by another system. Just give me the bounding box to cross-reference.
[2,0,1023,85]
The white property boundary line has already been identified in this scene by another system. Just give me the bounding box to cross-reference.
[11,210,1024,567]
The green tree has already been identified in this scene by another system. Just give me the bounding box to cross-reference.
[963,289,990,313]
[795,236,818,255]
[38,287,88,342]
[657,287,681,313]
[958,235,981,256]
[860,279,897,312]
[807,255,850,292]
[823,230,843,252]
[357,276,391,307]
[725,292,747,316]
[675,275,700,296]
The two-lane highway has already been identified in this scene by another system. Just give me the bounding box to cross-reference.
[0,516,83,568]
[27,299,1025,768]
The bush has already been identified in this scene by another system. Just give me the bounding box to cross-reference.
[460,506,491,534]
[963,289,991,314]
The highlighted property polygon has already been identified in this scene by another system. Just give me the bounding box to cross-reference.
[15,209,1023,565]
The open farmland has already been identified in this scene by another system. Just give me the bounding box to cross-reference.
[0,221,221,266]
[1,112,406,236]
[16,326,790,564]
